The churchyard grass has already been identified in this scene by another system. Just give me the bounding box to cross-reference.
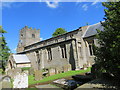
[0,69,2,74]
[21,67,31,71]
[10,79,14,88]
[29,67,91,85]
[26,88,38,90]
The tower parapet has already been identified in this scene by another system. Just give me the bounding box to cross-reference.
[17,26,40,53]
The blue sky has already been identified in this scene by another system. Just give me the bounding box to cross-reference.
[2,2,105,53]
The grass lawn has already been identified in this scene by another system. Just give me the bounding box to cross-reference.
[29,67,91,85]
[0,71,2,74]
[0,69,3,74]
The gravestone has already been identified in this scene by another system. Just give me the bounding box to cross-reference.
[2,76,11,88]
[63,65,68,72]
[56,66,64,74]
[48,68,56,76]
[7,68,22,78]
[13,71,28,88]
[34,70,42,81]
[29,68,34,75]
[55,68,59,74]
[13,68,22,77]
[68,64,71,71]
[0,81,1,90]
[14,68,22,73]
[7,69,14,78]
[55,67,62,74]
[53,79,77,89]
[83,64,87,70]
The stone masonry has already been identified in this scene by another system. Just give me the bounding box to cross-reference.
[8,22,103,72]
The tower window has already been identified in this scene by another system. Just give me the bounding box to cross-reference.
[32,34,35,38]
[21,34,23,37]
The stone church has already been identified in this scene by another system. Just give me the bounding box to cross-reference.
[7,22,103,71]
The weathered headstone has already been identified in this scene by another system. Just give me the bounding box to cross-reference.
[13,68,22,76]
[2,76,11,88]
[63,65,68,72]
[13,71,28,88]
[83,64,87,70]
[0,81,1,90]
[68,64,71,71]
[48,68,56,76]
[59,67,64,73]
[55,67,62,74]
[34,70,42,81]
[53,79,77,89]
[7,69,14,78]
[29,68,34,75]
[7,68,22,78]
[55,68,59,74]
[14,68,22,73]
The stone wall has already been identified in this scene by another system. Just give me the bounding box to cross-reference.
[17,26,40,53]
[26,52,38,70]
[83,36,98,67]
[17,26,96,71]
[24,28,82,51]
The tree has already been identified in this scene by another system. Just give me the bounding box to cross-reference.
[52,28,67,37]
[94,2,120,79]
[0,26,10,71]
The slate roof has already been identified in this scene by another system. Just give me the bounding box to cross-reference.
[83,22,104,38]
[13,54,30,64]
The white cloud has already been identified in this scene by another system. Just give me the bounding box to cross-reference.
[91,0,99,5]
[45,0,59,8]
[13,47,17,51]
[2,2,13,8]
[40,37,43,41]
[82,4,88,11]
[1,0,16,2]
[1,0,16,9]
[0,2,14,10]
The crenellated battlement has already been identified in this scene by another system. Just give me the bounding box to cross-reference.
[16,26,40,53]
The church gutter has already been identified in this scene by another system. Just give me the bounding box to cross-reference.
[17,38,76,54]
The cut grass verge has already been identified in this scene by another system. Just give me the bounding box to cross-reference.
[29,67,91,85]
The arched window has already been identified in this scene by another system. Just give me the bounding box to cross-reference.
[60,44,67,58]
[47,48,52,60]
[32,34,35,38]
[21,34,23,37]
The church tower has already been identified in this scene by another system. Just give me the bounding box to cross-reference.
[17,26,40,53]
